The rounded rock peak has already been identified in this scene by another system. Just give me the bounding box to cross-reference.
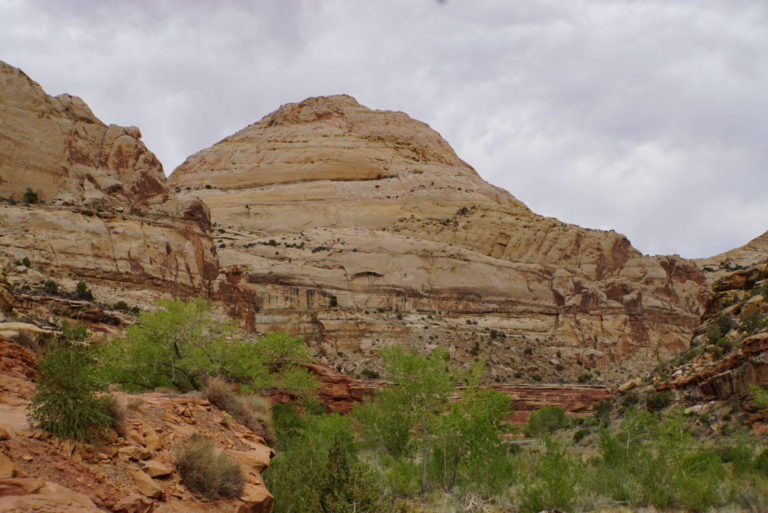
[263,94,363,127]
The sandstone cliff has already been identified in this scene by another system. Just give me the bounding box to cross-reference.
[171,95,710,386]
[0,61,218,306]
[658,259,768,406]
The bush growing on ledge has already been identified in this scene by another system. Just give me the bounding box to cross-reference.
[646,390,674,412]
[75,281,94,301]
[42,280,60,294]
[27,322,118,442]
[23,187,39,205]
[174,434,244,499]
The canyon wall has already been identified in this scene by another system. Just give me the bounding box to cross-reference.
[170,95,710,386]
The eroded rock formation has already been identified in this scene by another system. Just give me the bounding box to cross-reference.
[0,61,218,307]
[171,95,709,386]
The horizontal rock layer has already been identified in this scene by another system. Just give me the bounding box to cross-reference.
[172,95,710,386]
[0,61,218,306]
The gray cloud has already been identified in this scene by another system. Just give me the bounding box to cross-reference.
[1,0,766,258]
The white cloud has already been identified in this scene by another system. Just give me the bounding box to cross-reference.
[1,0,766,258]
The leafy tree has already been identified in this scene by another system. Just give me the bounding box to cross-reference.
[75,281,94,301]
[266,413,388,513]
[355,345,456,492]
[27,323,116,441]
[520,437,579,513]
[101,298,317,395]
[525,406,570,437]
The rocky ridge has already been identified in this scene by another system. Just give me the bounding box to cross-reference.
[171,95,710,386]
[657,258,768,406]
[0,61,218,308]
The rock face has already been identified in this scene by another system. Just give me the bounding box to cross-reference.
[696,230,768,283]
[171,95,709,386]
[658,259,768,407]
[0,61,218,306]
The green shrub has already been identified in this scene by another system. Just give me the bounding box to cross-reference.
[578,372,592,383]
[742,311,766,333]
[593,399,613,425]
[520,438,578,513]
[204,377,275,444]
[174,434,244,499]
[525,406,570,437]
[523,347,533,355]
[27,323,116,441]
[329,295,338,307]
[573,428,590,443]
[42,280,60,294]
[23,187,39,204]
[113,300,130,311]
[646,390,674,412]
[361,368,380,379]
[75,281,94,301]
[21,256,30,267]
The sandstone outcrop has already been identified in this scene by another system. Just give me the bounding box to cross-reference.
[0,61,218,307]
[696,230,768,283]
[657,259,768,407]
[171,95,710,386]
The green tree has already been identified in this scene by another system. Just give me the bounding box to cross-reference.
[27,323,115,441]
[525,406,570,437]
[266,412,388,513]
[101,298,317,395]
[355,345,456,492]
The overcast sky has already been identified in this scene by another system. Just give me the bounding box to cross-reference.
[2,0,766,258]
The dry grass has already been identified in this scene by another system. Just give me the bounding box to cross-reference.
[174,434,244,500]
[204,377,275,444]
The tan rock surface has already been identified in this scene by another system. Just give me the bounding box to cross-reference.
[696,230,768,282]
[172,95,710,385]
[0,60,219,308]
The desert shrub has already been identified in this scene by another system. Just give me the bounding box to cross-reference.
[23,187,39,204]
[645,390,674,412]
[174,434,244,499]
[573,428,590,443]
[578,372,592,383]
[42,280,60,294]
[113,300,130,311]
[21,256,30,267]
[361,368,380,379]
[329,295,338,307]
[204,377,275,444]
[27,322,116,441]
[593,399,613,426]
[525,406,569,437]
[742,311,766,333]
[75,281,94,301]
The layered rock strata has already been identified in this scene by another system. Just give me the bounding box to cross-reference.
[658,259,768,406]
[0,61,218,307]
[171,95,709,386]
